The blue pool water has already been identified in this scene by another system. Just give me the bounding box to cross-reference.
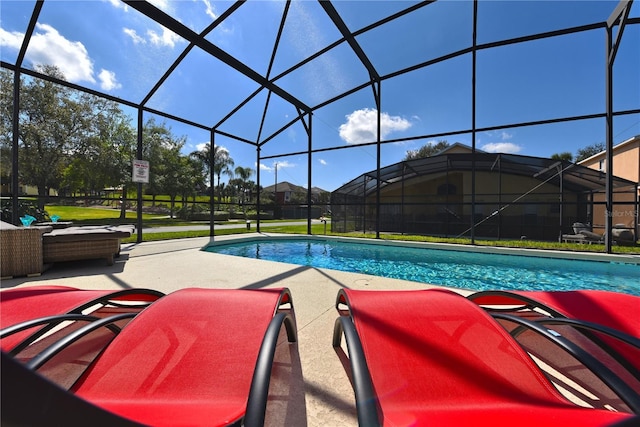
[206,239,640,295]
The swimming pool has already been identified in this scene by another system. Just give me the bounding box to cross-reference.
[205,238,640,295]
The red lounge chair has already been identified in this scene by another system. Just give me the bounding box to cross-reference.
[44,287,294,426]
[2,287,296,426]
[333,288,634,426]
[467,290,640,412]
[1,285,164,353]
[467,290,640,338]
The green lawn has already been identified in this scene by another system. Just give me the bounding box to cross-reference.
[45,205,165,224]
[45,205,639,254]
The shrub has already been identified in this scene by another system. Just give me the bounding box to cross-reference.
[0,198,49,224]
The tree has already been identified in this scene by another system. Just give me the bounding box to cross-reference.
[94,103,137,219]
[0,69,14,193]
[213,146,234,208]
[575,142,605,163]
[154,132,187,219]
[233,166,253,218]
[61,99,137,218]
[404,140,450,160]
[550,152,573,161]
[2,65,101,208]
[141,118,174,207]
[175,154,204,217]
[190,143,234,211]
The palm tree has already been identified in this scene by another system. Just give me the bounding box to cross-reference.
[191,144,234,211]
[234,165,253,182]
[213,146,234,211]
[234,166,254,218]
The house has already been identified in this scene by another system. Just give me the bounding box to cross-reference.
[262,181,306,205]
[578,135,639,235]
[261,181,329,220]
[437,142,485,155]
[262,181,328,205]
[578,135,639,187]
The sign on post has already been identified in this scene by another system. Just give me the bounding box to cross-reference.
[132,159,150,183]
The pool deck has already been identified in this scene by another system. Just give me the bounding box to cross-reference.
[1,233,636,426]
[2,233,445,426]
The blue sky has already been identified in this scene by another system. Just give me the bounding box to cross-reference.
[1,0,639,192]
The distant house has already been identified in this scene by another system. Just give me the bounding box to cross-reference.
[262,181,305,204]
[578,135,639,234]
[262,181,328,205]
[437,142,485,155]
[262,181,329,220]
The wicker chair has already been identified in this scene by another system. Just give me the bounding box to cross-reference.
[1,222,51,278]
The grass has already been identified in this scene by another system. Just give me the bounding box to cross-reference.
[47,205,640,254]
[122,227,254,243]
[45,205,163,224]
[126,225,640,254]
[337,232,640,255]
[121,221,327,243]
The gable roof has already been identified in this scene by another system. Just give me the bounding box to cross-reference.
[262,181,305,193]
[437,143,485,155]
[262,181,328,194]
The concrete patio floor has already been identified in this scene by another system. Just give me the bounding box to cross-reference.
[1,233,456,426]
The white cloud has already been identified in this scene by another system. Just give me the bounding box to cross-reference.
[276,160,295,169]
[147,27,181,48]
[118,0,181,48]
[481,142,522,154]
[0,28,23,49]
[501,131,513,140]
[202,0,218,20]
[26,23,96,84]
[98,69,121,90]
[123,28,145,44]
[339,108,412,145]
[5,23,121,91]
[106,0,128,11]
[147,0,171,12]
[318,159,327,166]
[259,160,295,173]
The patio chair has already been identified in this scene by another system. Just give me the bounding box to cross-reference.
[467,290,640,411]
[332,288,635,426]
[3,287,297,427]
[1,285,164,354]
[467,290,639,338]
[0,221,51,278]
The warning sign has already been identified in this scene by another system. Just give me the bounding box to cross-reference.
[132,160,150,183]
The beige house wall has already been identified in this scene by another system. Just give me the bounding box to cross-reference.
[579,135,639,185]
[579,135,639,234]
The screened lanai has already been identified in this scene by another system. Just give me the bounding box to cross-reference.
[331,153,638,241]
[1,0,639,252]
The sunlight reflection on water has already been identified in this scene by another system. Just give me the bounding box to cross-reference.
[206,239,640,295]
